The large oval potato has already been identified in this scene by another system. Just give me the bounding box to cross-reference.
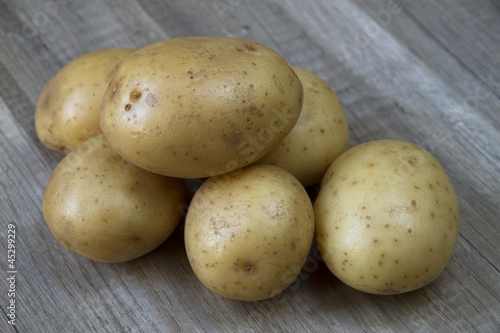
[185,164,315,301]
[42,134,188,263]
[35,48,134,153]
[100,37,303,178]
[256,66,349,187]
[315,140,460,294]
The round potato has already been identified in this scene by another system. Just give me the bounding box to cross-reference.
[100,37,303,178]
[42,134,188,263]
[315,140,460,294]
[256,66,349,187]
[185,164,315,301]
[35,48,134,153]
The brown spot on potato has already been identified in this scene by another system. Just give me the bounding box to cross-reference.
[130,89,142,101]
[245,42,257,51]
[408,156,418,165]
[243,105,262,116]
[244,264,255,275]
[124,104,132,111]
[223,131,244,146]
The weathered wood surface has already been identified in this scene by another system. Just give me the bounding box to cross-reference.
[1,0,499,332]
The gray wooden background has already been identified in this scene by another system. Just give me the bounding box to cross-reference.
[1,0,499,332]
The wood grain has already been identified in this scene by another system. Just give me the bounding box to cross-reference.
[1,0,499,332]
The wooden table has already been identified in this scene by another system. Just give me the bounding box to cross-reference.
[1,1,499,332]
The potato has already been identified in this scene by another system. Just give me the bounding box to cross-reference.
[42,134,188,263]
[184,164,315,301]
[256,66,349,187]
[315,140,460,294]
[100,37,303,179]
[35,48,134,153]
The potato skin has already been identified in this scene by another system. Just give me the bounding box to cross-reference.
[100,37,303,178]
[257,66,349,187]
[184,164,315,301]
[42,134,188,263]
[315,140,460,294]
[35,48,134,153]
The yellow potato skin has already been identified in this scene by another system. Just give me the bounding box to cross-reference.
[257,66,349,187]
[100,37,303,178]
[35,48,134,153]
[42,134,188,263]
[184,165,315,301]
[315,140,460,294]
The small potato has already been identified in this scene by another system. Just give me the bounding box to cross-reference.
[35,48,134,153]
[185,164,314,301]
[42,134,188,263]
[257,66,349,187]
[100,37,303,178]
[315,140,460,294]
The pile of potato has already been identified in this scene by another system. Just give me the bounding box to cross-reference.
[35,36,459,300]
